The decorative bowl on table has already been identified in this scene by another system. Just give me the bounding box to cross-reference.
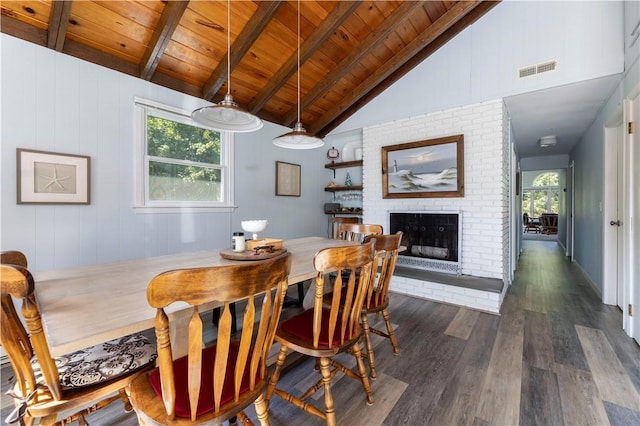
[241,220,268,240]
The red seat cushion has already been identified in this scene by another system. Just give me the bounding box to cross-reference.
[148,342,258,418]
[280,308,355,346]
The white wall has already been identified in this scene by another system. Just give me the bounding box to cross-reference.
[0,34,327,272]
[520,155,570,172]
[570,36,639,294]
[569,0,639,295]
[333,1,624,135]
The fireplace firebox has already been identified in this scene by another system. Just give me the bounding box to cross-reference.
[388,211,461,274]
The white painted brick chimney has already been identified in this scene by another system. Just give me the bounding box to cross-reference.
[362,99,510,291]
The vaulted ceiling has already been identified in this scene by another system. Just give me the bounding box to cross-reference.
[1,1,498,136]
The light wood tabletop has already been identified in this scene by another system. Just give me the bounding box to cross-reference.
[35,237,358,357]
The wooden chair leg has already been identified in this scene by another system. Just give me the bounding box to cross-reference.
[350,342,374,405]
[318,357,337,426]
[119,387,133,412]
[265,345,288,406]
[253,394,269,426]
[382,309,400,355]
[360,313,377,380]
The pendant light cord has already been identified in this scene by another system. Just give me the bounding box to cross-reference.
[227,0,231,96]
[297,0,301,123]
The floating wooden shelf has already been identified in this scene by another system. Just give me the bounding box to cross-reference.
[324,160,362,169]
[325,210,363,215]
[324,185,362,192]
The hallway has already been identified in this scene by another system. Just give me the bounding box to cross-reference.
[2,240,639,425]
[497,239,640,424]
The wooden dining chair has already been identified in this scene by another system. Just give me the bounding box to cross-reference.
[329,216,359,239]
[128,252,292,425]
[540,213,558,234]
[1,253,157,426]
[1,250,27,268]
[265,241,376,426]
[336,222,383,242]
[322,232,403,380]
[522,213,540,233]
[359,232,403,379]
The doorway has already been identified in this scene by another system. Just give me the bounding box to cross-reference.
[603,92,639,343]
[630,93,639,344]
[568,161,574,261]
[602,116,624,308]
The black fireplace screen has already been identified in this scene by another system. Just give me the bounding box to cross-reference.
[389,213,459,262]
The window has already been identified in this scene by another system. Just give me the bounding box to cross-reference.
[522,171,559,217]
[134,98,234,212]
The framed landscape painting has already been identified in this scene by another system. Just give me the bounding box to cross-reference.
[382,135,464,199]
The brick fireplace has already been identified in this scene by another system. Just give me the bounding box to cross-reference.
[355,99,511,313]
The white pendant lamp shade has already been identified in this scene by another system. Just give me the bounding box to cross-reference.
[192,94,263,132]
[272,0,324,149]
[191,0,262,133]
[272,122,324,149]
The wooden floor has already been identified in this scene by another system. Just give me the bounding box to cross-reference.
[2,240,639,425]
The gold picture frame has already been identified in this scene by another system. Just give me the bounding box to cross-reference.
[382,134,464,199]
[275,161,301,197]
[17,148,91,204]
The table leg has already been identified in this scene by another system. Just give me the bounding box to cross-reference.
[283,281,306,307]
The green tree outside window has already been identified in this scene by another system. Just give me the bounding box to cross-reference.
[146,116,223,202]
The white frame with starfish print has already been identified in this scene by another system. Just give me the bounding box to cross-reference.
[17,148,90,204]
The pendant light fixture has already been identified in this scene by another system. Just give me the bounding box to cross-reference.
[272,0,324,149]
[192,0,263,133]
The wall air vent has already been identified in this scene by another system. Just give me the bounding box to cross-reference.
[518,60,558,78]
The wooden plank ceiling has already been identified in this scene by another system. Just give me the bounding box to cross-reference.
[1,1,498,137]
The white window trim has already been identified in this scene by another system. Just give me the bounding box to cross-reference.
[133,97,235,213]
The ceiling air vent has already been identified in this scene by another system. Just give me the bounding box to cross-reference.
[518,60,558,78]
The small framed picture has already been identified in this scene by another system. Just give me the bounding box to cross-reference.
[275,161,301,197]
[17,148,91,204]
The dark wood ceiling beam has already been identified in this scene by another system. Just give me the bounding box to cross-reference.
[0,14,47,45]
[282,0,424,127]
[151,72,203,98]
[47,0,72,51]
[322,1,500,137]
[63,38,139,76]
[310,1,497,137]
[140,0,189,81]
[203,1,284,101]
[247,0,360,115]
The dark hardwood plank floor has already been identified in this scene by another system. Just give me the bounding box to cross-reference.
[2,240,639,425]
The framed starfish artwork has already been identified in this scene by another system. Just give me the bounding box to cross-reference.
[17,149,90,204]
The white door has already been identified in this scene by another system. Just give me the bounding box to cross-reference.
[631,93,639,343]
[602,120,624,307]
[568,162,575,261]
[615,126,624,309]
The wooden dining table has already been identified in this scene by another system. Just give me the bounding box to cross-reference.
[34,237,359,357]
